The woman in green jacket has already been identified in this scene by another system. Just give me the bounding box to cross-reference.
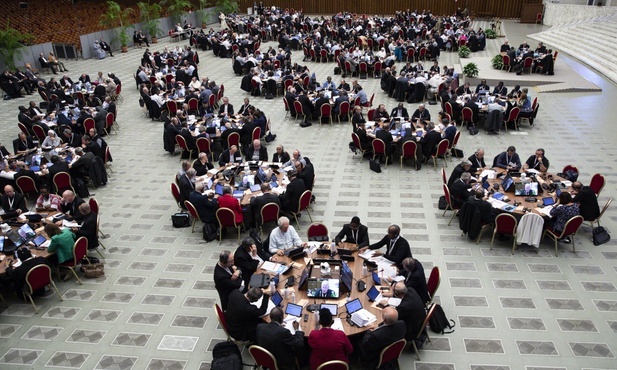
[45,223,76,265]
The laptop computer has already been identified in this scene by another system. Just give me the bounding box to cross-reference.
[501,176,514,192]
[0,211,20,221]
[249,184,261,193]
[232,190,244,200]
[509,171,522,178]
[5,230,25,250]
[32,234,47,248]
[366,285,380,302]
[320,303,338,316]
[17,224,36,240]
[285,302,303,317]
[285,246,306,260]
[345,298,363,314]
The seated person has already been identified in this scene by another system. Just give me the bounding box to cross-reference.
[494,145,521,170]
[1,185,28,213]
[468,148,487,173]
[246,139,268,162]
[467,188,495,225]
[192,152,214,176]
[411,103,430,122]
[390,102,409,119]
[4,247,49,297]
[373,104,390,121]
[271,145,290,163]
[36,184,62,211]
[361,307,406,370]
[492,81,507,97]
[455,82,472,96]
[45,223,76,268]
[268,216,307,255]
[214,250,243,309]
[548,192,580,243]
[73,203,99,249]
[308,308,353,370]
[334,216,369,248]
[256,307,304,370]
[447,160,472,187]
[450,172,473,208]
[571,181,600,221]
[217,186,244,224]
[234,237,276,288]
[225,287,270,342]
[218,145,242,166]
[475,79,490,94]
[396,257,429,304]
[523,148,549,172]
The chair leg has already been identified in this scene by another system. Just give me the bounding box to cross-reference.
[294,214,300,230]
[50,282,63,301]
[237,227,240,243]
[490,230,497,249]
[94,248,104,259]
[412,341,420,361]
[448,210,457,226]
[62,267,83,285]
[191,219,196,233]
[307,209,313,223]
[24,292,39,314]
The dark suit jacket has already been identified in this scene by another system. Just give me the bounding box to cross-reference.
[272,151,291,163]
[375,129,394,156]
[214,263,243,310]
[362,320,406,370]
[450,179,471,208]
[390,107,409,119]
[218,149,242,166]
[239,121,257,148]
[335,223,369,248]
[447,164,470,188]
[246,145,268,161]
[75,211,98,249]
[297,163,314,190]
[396,289,427,340]
[60,197,85,222]
[280,178,306,213]
[6,256,49,296]
[192,159,214,176]
[419,130,442,158]
[12,137,36,154]
[250,192,281,225]
[369,235,412,268]
[71,152,95,178]
[1,193,28,213]
[188,191,218,223]
[63,133,82,148]
[256,322,304,370]
[494,151,521,170]
[234,244,272,289]
[573,186,600,221]
[400,259,429,303]
[178,173,195,207]
[218,103,235,116]
[225,289,269,341]
[468,154,486,173]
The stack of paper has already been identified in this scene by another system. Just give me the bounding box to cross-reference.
[282,315,301,334]
[358,249,376,260]
[351,309,377,327]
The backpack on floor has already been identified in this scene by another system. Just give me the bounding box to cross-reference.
[592,226,610,246]
[203,222,219,241]
[171,212,191,228]
[429,304,456,334]
[211,341,242,370]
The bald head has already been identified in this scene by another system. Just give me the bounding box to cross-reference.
[382,306,399,325]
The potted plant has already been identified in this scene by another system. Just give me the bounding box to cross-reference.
[138,1,163,43]
[458,45,471,58]
[0,21,34,70]
[216,0,239,15]
[491,54,504,69]
[485,29,497,39]
[463,62,479,78]
[100,1,134,53]
[197,0,213,29]
[163,0,193,24]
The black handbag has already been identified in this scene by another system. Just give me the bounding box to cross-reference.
[171,212,191,228]
[369,159,381,173]
[592,226,610,246]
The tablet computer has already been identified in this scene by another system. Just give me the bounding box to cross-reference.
[320,303,338,316]
[215,183,224,195]
[345,298,363,314]
[271,291,283,307]
[33,235,47,247]
[542,197,555,206]
[285,302,303,317]
[250,184,261,193]
[366,285,380,302]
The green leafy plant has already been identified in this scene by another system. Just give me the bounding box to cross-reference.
[163,0,194,23]
[0,21,34,70]
[197,0,214,25]
[458,45,471,58]
[463,62,479,78]
[100,1,134,48]
[485,29,497,39]
[491,54,504,69]
[138,1,163,38]
[216,0,239,14]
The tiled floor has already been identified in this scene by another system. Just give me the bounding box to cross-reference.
[0,19,616,369]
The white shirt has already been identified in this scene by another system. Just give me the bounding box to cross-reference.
[269,225,303,254]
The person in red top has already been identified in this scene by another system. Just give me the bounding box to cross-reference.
[217,185,244,223]
[308,308,353,370]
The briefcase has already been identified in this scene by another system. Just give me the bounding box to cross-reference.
[369,159,381,173]
[249,273,271,288]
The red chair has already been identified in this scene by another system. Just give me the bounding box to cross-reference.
[419,47,427,61]
[171,183,182,209]
[214,303,233,341]
[196,137,214,162]
[307,223,329,241]
[187,98,199,115]
[104,112,116,136]
[293,100,305,122]
[283,98,291,118]
[309,48,317,62]
[175,134,194,162]
[39,90,49,102]
[373,61,382,78]
[319,104,332,126]
[317,361,349,370]
[351,133,370,161]
[366,93,374,108]
[502,55,511,72]
[208,93,217,109]
[259,202,280,238]
[32,124,47,142]
[250,79,261,96]
[18,122,29,136]
[114,84,123,102]
[426,266,441,306]
[447,131,461,162]
[89,197,107,243]
[590,173,605,196]
[166,100,178,115]
[216,208,241,242]
[83,117,95,133]
[411,304,436,360]
[441,167,447,185]
[344,60,355,77]
[292,190,313,229]
[58,236,89,285]
[536,12,543,24]
[587,198,612,229]
[104,146,113,174]
[442,184,459,226]
[184,200,201,233]
[444,102,453,119]
[284,78,293,91]
[432,139,450,169]
[227,131,240,150]
[372,138,388,166]
[503,107,520,132]
[358,62,368,79]
[367,109,376,122]
[23,264,63,314]
[338,101,351,124]
[376,338,406,368]
[400,141,417,169]
[522,57,533,74]
[165,74,173,84]
[491,213,518,253]
[16,176,39,198]
[251,127,261,142]
[249,345,280,370]
[52,172,75,195]
[561,165,579,175]
[353,96,361,108]
[542,215,584,255]
[461,107,474,128]
[406,48,415,62]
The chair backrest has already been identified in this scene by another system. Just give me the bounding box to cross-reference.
[167,100,178,113]
[367,109,375,121]
[440,168,447,185]
[208,93,216,107]
[293,100,304,115]
[359,62,368,72]
[372,138,386,155]
[502,54,510,65]
[589,173,605,196]
[32,124,46,142]
[461,107,473,121]
[374,61,382,72]
[368,93,374,106]
[24,264,53,294]
[426,266,441,300]
[435,139,449,157]
[83,117,95,133]
[53,172,73,194]
[339,101,351,115]
[298,190,312,213]
[16,176,38,194]
[216,207,238,228]
[444,102,453,117]
[560,215,584,238]
[495,213,518,235]
[417,303,437,338]
[214,303,231,340]
[105,112,114,128]
[523,57,533,68]
[353,96,361,107]
[88,197,99,213]
[316,360,349,370]
[307,223,329,241]
[227,132,240,149]
[73,236,89,264]
[442,184,453,208]
[561,165,578,175]
[596,197,613,222]
[401,141,417,159]
[248,345,279,370]
[407,48,415,58]
[171,183,181,206]
[188,97,198,110]
[351,132,363,151]
[507,107,520,121]
[196,137,211,154]
[175,134,189,151]
[320,104,332,116]
[260,202,280,225]
[450,130,461,149]
[252,127,262,141]
[18,122,30,136]
[184,200,200,221]
[284,78,293,90]
[376,338,406,368]
[283,97,290,112]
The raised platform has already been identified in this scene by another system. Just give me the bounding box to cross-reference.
[461,55,602,93]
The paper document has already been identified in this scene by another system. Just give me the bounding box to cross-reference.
[282,315,302,334]
[480,169,496,179]
[537,205,553,217]
[250,295,276,317]
[331,318,345,332]
[62,220,80,228]
[260,261,287,274]
[358,249,376,260]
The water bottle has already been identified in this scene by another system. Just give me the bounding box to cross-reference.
[290,292,295,304]
[283,287,288,300]
[331,241,337,256]
[314,310,319,323]
[362,264,368,276]
[269,280,275,295]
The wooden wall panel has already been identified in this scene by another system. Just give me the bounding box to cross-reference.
[239,0,543,19]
